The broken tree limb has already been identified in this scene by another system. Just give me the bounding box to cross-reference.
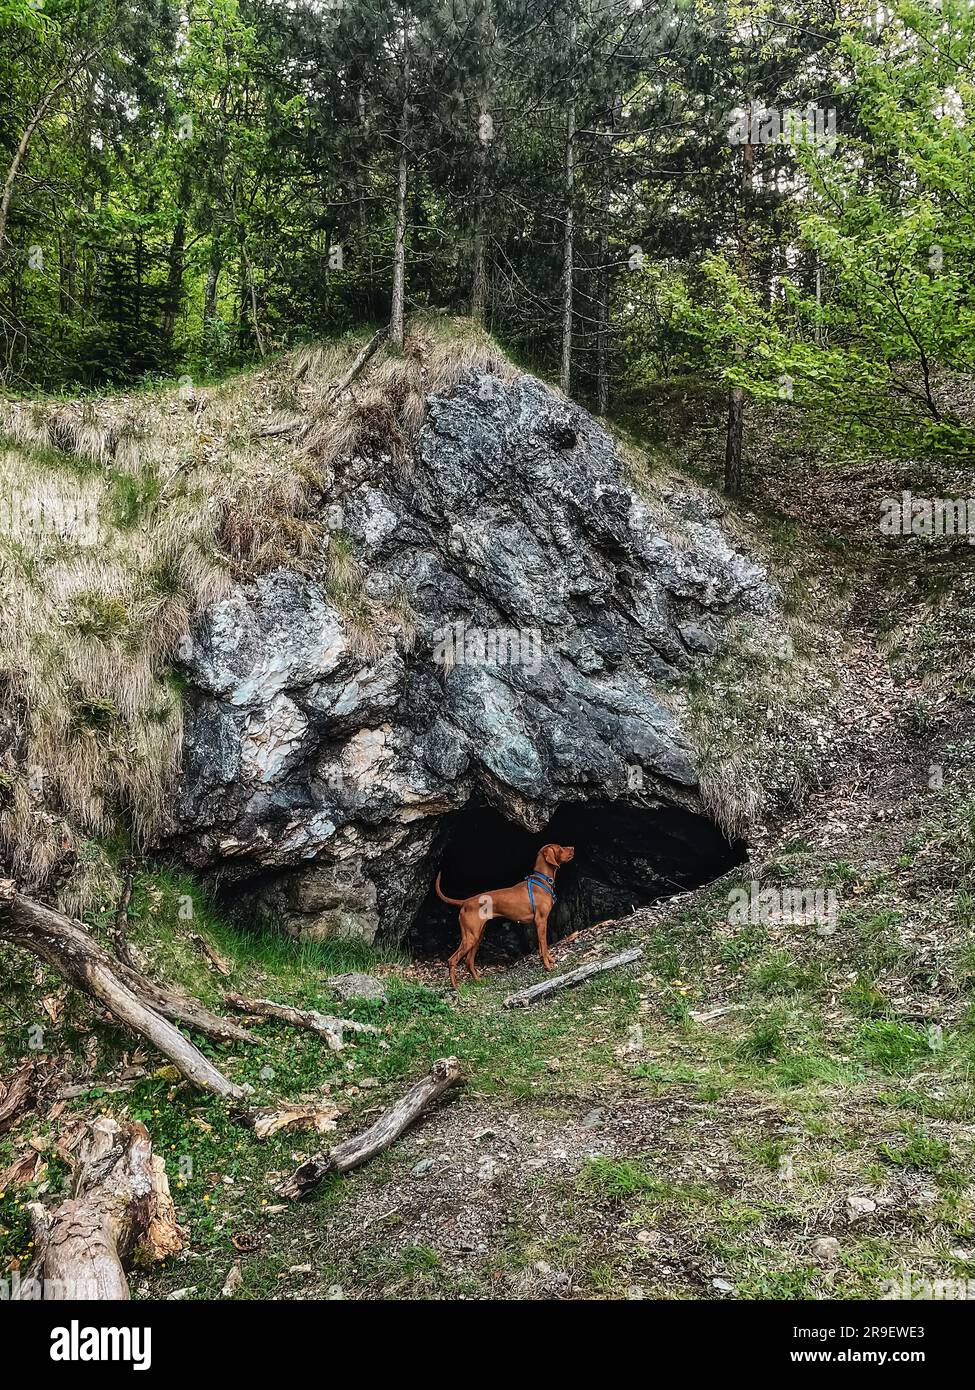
[112,962,255,1045]
[225,992,379,1051]
[191,933,232,976]
[503,948,644,1009]
[0,1059,46,1134]
[321,325,388,403]
[16,1116,185,1300]
[110,866,136,967]
[278,1056,462,1198]
[0,881,248,1099]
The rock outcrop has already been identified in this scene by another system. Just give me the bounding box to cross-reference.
[176,370,778,941]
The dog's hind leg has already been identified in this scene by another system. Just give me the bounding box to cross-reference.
[449,907,480,987]
[466,933,484,981]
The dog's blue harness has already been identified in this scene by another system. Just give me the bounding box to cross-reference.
[525,870,556,910]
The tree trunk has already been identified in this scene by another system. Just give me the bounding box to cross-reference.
[390,148,408,349]
[724,105,755,496]
[560,19,577,396]
[595,102,615,417]
[161,171,191,348]
[471,163,488,325]
[18,1116,184,1300]
[204,232,222,327]
[390,28,410,350]
[239,239,266,358]
[724,386,745,495]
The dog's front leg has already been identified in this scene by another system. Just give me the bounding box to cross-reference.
[534,909,556,971]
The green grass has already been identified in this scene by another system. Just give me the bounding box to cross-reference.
[856,1020,939,1074]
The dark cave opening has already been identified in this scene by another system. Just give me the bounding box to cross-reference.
[408,797,746,962]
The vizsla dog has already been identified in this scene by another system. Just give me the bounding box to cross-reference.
[435,843,575,987]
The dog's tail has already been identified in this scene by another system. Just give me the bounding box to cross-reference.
[434,872,467,906]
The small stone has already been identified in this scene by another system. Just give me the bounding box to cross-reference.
[289,1265,313,1275]
[534,1260,552,1276]
[810,1236,841,1266]
[412,1157,438,1176]
[847,1195,877,1219]
[580,1108,605,1129]
[326,1285,345,1300]
[627,1285,646,1300]
[711,1277,734,1293]
[265,1204,287,1214]
[477,1155,497,1183]
[166,1286,198,1300]
[221,1263,243,1297]
[328,972,387,1002]
[546,1058,562,1072]
[635,1229,660,1246]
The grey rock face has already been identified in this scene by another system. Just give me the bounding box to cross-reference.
[176,371,778,940]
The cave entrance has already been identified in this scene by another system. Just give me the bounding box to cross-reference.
[408,797,745,962]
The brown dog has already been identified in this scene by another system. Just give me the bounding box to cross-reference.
[435,843,575,987]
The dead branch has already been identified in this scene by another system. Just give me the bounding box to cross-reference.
[16,1116,184,1300]
[321,326,388,403]
[225,992,379,1051]
[0,881,248,1099]
[278,1056,462,1198]
[0,1059,45,1134]
[191,933,232,976]
[503,948,644,1008]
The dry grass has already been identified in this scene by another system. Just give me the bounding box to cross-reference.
[0,316,509,905]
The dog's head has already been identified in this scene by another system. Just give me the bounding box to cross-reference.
[539,843,575,870]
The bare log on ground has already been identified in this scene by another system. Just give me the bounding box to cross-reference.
[17,1116,184,1300]
[278,1056,462,1198]
[504,948,644,1008]
[225,992,379,1051]
[0,881,249,1099]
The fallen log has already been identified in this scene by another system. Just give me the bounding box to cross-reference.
[278,1056,462,1198]
[225,992,380,1051]
[0,881,248,1099]
[503,947,644,1008]
[16,1115,184,1300]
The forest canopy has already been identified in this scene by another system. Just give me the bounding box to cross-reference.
[1,0,973,471]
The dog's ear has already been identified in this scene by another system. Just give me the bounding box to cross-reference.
[540,843,559,868]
